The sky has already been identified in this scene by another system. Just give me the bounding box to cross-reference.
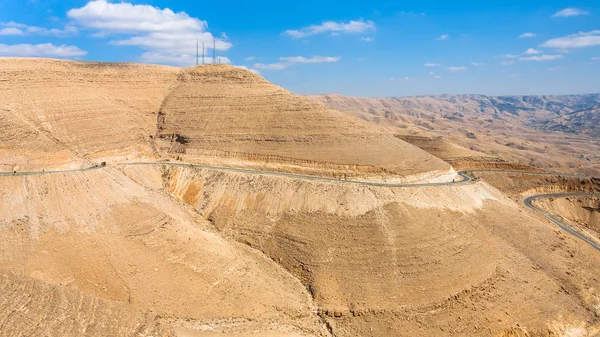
[0,0,599,97]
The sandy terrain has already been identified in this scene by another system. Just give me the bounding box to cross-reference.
[1,58,600,336]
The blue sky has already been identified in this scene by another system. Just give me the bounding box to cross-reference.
[1,0,599,97]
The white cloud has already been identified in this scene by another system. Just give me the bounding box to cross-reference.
[500,60,515,66]
[245,56,255,61]
[472,62,485,66]
[519,54,564,61]
[68,0,230,66]
[525,48,541,54]
[447,66,466,71]
[592,56,600,61]
[424,62,440,67]
[283,19,375,39]
[549,66,562,71]
[0,43,87,58]
[0,27,24,36]
[552,8,590,17]
[0,21,77,37]
[496,54,519,59]
[541,30,600,49]
[68,0,205,33]
[518,32,536,38]
[437,34,449,40]
[2,21,26,29]
[361,36,374,42]
[253,56,340,70]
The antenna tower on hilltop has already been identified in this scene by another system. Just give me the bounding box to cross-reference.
[213,37,216,64]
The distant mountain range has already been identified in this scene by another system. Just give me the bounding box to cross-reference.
[307,93,600,175]
[308,93,600,138]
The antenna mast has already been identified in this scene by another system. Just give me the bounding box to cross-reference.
[196,39,199,66]
[213,37,216,64]
[202,42,205,65]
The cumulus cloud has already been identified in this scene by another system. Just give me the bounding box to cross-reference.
[253,56,340,70]
[437,34,449,40]
[519,54,564,61]
[67,0,230,66]
[525,48,541,54]
[592,56,600,61]
[541,30,600,49]
[472,62,485,66]
[245,56,255,61]
[361,36,374,42]
[0,43,87,57]
[500,61,515,66]
[447,66,466,71]
[0,21,77,37]
[424,62,440,67]
[283,19,375,39]
[0,27,24,36]
[552,8,590,17]
[518,32,536,38]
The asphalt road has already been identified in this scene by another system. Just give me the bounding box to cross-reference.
[2,161,598,252]
[524,193,600,252]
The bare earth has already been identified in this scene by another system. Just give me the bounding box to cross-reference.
[1,58,600,336]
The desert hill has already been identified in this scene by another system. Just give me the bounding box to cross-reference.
[1,58,600,336]
[308,93,600,175]
[0,58,452,182]
[537,104,600,138]
[155,65,452,181]
[0,58,179,166]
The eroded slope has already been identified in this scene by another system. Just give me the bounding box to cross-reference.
[150,165,600,336]
[0,58,179,161]
[156,65,452,181]
[0,168,328,336]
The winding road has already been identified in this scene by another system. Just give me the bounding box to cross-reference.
[524,193,600,252]
[2,161,598,252]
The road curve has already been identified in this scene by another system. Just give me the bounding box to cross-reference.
[2,161,597,252]
[119,161,476,187]
[524,193,600,252]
